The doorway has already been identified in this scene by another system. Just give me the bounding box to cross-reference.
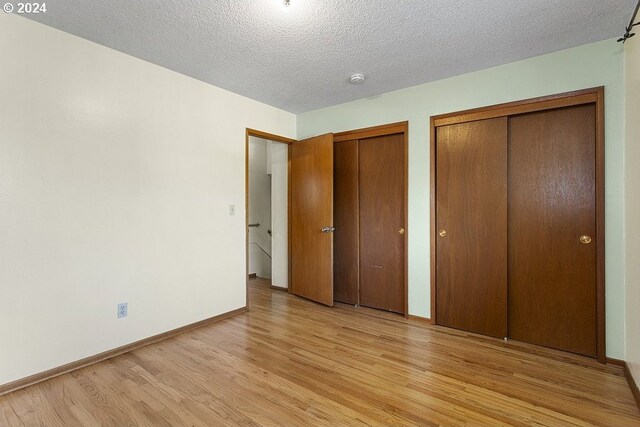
[245,129,294,306]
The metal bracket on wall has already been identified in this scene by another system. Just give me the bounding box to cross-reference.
[617,0,639,43]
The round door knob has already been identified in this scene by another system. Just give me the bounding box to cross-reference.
[398,228,405,235]
[580,235,592,244]
[439,229,447,237]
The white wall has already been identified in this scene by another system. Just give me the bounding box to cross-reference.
[270,142,289,289]
[248,136,272,279]
[0,14,295,386]
[625,36,640,383]
[298,39,626,358]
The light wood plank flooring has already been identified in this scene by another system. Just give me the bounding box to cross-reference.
[1,278,638,426]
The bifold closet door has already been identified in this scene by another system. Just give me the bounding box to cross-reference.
[333,139,359,305]
[436,118,508,338]
[359,134,405,313]
[508,105,597,357]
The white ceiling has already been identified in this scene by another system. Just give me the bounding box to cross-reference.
[25,0,634,113]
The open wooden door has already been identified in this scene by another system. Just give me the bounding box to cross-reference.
[290,134,335,306]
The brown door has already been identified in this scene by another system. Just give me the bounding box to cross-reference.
[290,133,334,306]
[358,134,405,313]
[436,118,508,338]
[333,139,359,305]
[508,105,597,357]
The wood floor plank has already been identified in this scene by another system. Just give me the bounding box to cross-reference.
[0,277,638,426]
[176,338,382,426]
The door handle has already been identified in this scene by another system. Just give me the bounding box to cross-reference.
[321,226,335,233]
[439,229,447,237]
[580,235,592,244]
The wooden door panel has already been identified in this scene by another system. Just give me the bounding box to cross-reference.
[436,118,508,338]
[359,134,405,314]
[508,105,597,357]
[291,134,334,306]
[333,139,359,305]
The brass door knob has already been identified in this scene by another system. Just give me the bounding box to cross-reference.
[398,228,405,235]
[439,229,447,237]
[580,235,592,244]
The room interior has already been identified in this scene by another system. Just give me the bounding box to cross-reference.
[1,1,639,425]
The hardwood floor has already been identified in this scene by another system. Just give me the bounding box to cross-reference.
[1,278,638,426]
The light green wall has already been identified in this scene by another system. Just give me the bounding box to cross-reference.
[298,39,625,358]
[624,38,640,381]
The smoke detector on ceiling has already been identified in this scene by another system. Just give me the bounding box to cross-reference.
[349,73,366,85]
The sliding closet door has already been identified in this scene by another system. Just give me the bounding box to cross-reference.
[359,133,405,313]
[508,105,597,357]
[436,118,508,338]
[333,139,359,305]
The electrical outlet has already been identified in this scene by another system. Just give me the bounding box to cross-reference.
[229,204,236,216]
[117,302,128,318]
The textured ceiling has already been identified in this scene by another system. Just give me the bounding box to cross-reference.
[25,0,634,113]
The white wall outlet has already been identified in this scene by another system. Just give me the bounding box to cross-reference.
[117,302,128,318]
[229,204,236,216]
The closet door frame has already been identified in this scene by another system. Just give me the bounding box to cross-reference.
[429,87,606,362]
[334,121,409,317]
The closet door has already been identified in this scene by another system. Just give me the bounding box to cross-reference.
[508,105,597,357]
[359,133,405,313]
[436,118,508,338]
[333,139,359,305]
